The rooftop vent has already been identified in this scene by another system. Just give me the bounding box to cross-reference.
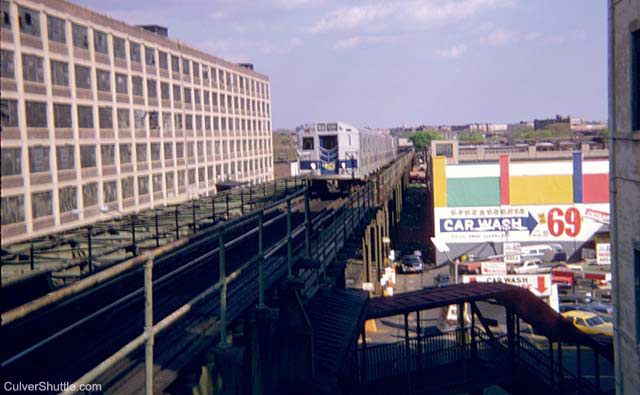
[238,63,254,71]
[137,25,168,37]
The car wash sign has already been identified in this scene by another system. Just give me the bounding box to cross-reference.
[462,274,552,297]
[440,212,538,234]
[434,204,609,243]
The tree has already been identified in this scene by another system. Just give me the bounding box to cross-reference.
[409,130,443,150]
[458,132,485,143]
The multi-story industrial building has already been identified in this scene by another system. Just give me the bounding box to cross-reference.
[0,0,274,245]
[609,0,640,392]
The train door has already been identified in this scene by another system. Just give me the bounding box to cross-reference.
[319,135,338,174]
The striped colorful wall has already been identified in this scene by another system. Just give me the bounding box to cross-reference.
[432,154,609,208]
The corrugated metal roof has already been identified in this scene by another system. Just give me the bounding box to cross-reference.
[305,288,368,394]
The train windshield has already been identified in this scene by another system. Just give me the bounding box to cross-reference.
[319,135,337,150]
[302,138,314,150]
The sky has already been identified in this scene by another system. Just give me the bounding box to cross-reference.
[74,0,607,129]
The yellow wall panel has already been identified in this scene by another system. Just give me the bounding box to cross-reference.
[433,156,447,207]
[510,175,574,205]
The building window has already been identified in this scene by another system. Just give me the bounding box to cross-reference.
[175,113,183,130]
[32,191,52,219]
[194,89,201,105]
[633,29,640,131]
[207,165,213,180]
[134,110,146,129]
[170,55,179,72]
[0,49,14,78]
[187,142,194,158]
[165,172,174,191]
[52,103,71,129]
[93,30,108,54]
[115,73,127,94]
[22,54,44,82]
[161,82,170,100]
[122,177,133,199]
[202,66,209,80]
[119,143,132,164]
[182,58,190,75]
[164,142,173,160]
[197,141,204,157]
[152,174,162,192]
[117,108,130,129]
[136,143,147,162]
[205,116,211,131]
[77,105,93,129]
[198,167,205,182]
[188,169,195,185]
[47,15,66,43]
[103,180,117,202]
[147,78,157,98]
[1,147,21,176]
[150,143,161,161]
[138,176,149,195]
[25,101,47,128]
[144,46,155,66]
[99,107,113,129]
[1,99,18,127]
[96,69,110,91]
[74,65,91,89]
[58,186,77,213]
[56,145,74,170]
[83,182,98,207]
[185,114,193,130]
[132,76,143,96]
[18,6,40,37]
[192,62,200,78]
[184,87,192,104]
[50,60,68,86]
[162,112,172,131]
[1,195,25,225]
[203,90,210,105]
[1,1,10,29]
[72,24,88,49]
[176,142,184,158]
[173,84,181,101]
[149,111,159,129]
[80,145,96,168]
[29,146,50,173]
[196,115,202,131]
[158,51,168,69]
[113,36,126,59]
[130,42,141,63]
[178,170,185,186]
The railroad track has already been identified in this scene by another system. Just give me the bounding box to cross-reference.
[0,190,355,392]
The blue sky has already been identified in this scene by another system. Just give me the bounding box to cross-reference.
[74,0,607,129]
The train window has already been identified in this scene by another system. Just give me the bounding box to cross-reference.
[326,123,338,131]
[317,123,326,131]
[302,138,314,150]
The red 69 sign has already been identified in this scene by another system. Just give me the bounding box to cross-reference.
[547,207,581,237]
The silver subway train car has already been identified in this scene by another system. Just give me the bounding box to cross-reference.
[297,121,397,190]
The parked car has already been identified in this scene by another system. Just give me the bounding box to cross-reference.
[559,303,597,314]
[434,273,450,287]
[589,301,613,315]
[397,255,424,274]
[561,310,613,337]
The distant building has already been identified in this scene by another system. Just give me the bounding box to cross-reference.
[609,0,640,392]
[533,115,570,130]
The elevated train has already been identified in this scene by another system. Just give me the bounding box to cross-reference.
[297,121,397,192]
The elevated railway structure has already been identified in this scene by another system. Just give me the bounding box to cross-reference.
[0,152,415,394]
[1,177,306,311]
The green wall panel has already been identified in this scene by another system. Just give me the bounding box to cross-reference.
[446,177,500,207]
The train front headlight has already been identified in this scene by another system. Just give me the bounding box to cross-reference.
[310,162,316,170]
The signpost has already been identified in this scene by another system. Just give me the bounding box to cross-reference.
[480,261,507,275]
[596,243,611,265]
[462,274,552,297]
[503,242,522,264]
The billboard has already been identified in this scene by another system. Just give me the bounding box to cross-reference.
[434,203,609,244]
